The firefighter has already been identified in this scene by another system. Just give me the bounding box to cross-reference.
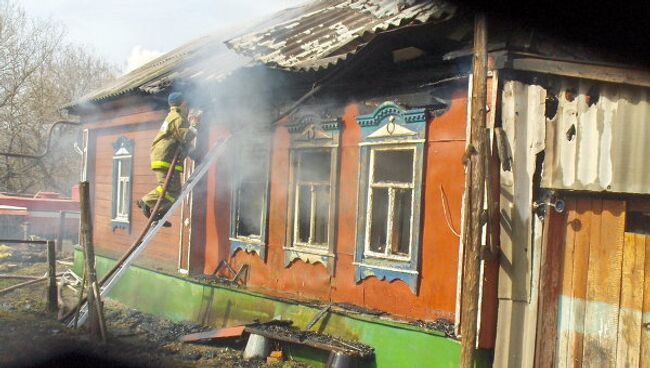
[137,92,200,226]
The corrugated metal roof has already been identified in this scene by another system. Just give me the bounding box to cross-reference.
[68,3,311,107]
[69,34,252,107]
[225,0,456,71]
[70,0,455,108]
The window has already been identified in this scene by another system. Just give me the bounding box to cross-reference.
[111,136,134,231]
[354,102,427,293]
[293,150,332,247]
[284,112,341,272]
[229,147,270,259]
[366,147,415,260]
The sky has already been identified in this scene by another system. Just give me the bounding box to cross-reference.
[17,0,306,73]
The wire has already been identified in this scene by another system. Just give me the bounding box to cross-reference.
[440,184,461,238]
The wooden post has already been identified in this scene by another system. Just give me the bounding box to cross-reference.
[79,181,105,340]
[460,13,488,368]
[57,211,65,253]
[46,240,57,313]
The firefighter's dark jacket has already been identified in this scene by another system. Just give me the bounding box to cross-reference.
[150,106,196,173]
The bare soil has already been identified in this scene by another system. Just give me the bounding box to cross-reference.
[0,243,308,368]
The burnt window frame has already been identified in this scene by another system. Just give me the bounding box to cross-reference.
[111,136,134,231]
[284,113,341,273]
[354,102,427,294]
[229,144,271,260]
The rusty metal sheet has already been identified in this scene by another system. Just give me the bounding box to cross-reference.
[226,0,456,71]
[541,80,650,194]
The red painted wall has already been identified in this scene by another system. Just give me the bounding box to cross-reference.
[85,102,182,273]
[83,89,498,342]
[204,90,469,321]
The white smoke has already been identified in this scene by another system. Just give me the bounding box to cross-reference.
[125,45,163,73]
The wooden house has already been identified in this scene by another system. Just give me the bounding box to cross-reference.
[66,0,650,366]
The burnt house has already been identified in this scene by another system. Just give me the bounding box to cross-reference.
[66,0,650,366]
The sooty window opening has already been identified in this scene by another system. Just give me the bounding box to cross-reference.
[229,147,271,259]
[293,149,332,247]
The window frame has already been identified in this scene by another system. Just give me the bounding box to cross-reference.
[111,136,134,231]
[229,145,271,260]
[354,102,427,293]
[363,145,417,261]
[283,112,341,273]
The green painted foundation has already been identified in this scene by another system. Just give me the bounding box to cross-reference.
[74,249,492,367]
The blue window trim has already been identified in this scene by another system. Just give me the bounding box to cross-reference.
[283,112,342,274]
[229,146,271,261]
[111,136,134,232]
[354,102,428,294]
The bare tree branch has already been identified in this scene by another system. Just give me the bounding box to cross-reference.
[0,0,117,195]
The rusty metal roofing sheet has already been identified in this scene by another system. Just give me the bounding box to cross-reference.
[225,0,456,71]
[540,80,650,194]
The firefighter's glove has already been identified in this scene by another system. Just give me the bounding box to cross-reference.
[189,110,202,126]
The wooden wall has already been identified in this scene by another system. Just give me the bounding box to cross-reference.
[84,99,182,273]
[536,196,650,367]
[83,89,498,344]
[203,90,475,323]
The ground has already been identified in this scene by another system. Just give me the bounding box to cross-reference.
[0,243,308,368]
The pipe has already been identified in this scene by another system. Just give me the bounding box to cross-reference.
[0,272,64,296]
[0,120,81,159]
[0,239,48,245]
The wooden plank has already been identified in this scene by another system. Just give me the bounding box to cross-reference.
[534,204,568,367]
[178,325,246,342]
[511,58,650,88]
[582,199,625,367]
[459,13,488,368]
[556,199,578,367]
[615,233,645,367]
[640,235,650,367]
[565,198,593,368]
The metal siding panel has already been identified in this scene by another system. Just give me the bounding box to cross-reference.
[542,82,650,194]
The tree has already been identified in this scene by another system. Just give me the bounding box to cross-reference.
[0,0,116,195]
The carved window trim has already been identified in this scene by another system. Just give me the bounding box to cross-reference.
[284,113,341,273]
[229,146,271,260]
[111,136,134,231]
[354,102,427,293]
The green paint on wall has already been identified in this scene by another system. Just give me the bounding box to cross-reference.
[75,250,491,367]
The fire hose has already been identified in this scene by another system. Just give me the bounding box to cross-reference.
[61,148,181,323]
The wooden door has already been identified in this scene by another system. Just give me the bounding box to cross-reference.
[537,197,650,367]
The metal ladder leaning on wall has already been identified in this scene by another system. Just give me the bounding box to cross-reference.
[69,136,231,328]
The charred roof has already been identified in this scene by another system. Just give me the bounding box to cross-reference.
[66,0,458,112]
[225,0,457,71]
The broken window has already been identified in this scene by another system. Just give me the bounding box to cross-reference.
[353,102,428,294]
[236,178,265,238]
[292,149,332,247]
[366,148,415,259]
[229,147,270,259]
[111,136,134,230]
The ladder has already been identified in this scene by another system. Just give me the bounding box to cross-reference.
[69,136,231,328]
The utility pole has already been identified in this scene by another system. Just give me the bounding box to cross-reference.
[460,12,488,368]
